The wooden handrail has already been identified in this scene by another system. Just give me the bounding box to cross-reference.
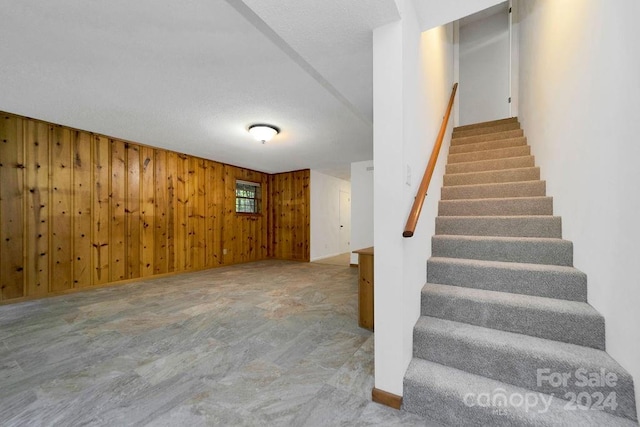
[403,83,458,238]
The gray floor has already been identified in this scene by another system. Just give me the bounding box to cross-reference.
[0,260,433,426]
[312,253,351,267]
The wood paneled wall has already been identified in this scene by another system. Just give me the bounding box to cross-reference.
[224,166,269,264]
[0,112,310,303]
[269,170,310,261]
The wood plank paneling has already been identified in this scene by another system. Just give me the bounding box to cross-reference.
[0,115,25,300]
[166,152,177,272]
[24,120,49,296]
[175,154,188,272]
[222,165,272,265]
[299,171,311,260]
[224,166,238,264]
[140,147,155,277]
[270,170,310,261]
[92,135,110,285]
[50,125,73,292]
[267,175,275,258]
[0,111,311,304]
[222,165,235,264]
[269,172,282,259]
[109,139,126,282]
[154,150,168,274]
[282,173,292,258]
[210,161,225,266]
[72,131,93,288]
[126,143,141,279]
[194,159,207,269]
[187,157,197,269]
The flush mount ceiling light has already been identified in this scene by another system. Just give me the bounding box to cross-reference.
[248,124,280,144]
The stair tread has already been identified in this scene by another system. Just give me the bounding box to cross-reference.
[451,129,524,145]
[437,214,559,220]
[449,137,527,154]
[427,256,587,301]
[422,282,604,349]
[440,195,551,203]
[441,180,545,191]
[440,180,547,201]
[452,154,535,166]
[444,167,541,187]
[453,123,522,139]
[432,235,573,266]
[404,358,638,426]
[448,143,530,160]
[414,316,632,391]
[422,283,602,318]
[446,156,535,175]
[447,155,534,167]
[454,117,518,132]
[452,121,520,135]
[432,236,571,244]
[429,256,582,275]
[422,282,600,319]
[439,196,553,217]
[445,166,540,179]
[435,215,562,238]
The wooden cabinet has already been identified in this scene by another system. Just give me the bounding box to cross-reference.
[353,247,374,331]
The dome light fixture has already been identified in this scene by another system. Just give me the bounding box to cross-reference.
[248,124,280,144]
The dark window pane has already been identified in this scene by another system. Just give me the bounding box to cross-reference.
[235,181,261,213]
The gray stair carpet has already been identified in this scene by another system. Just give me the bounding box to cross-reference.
[403,118,638,426]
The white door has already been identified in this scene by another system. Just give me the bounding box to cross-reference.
[459,5,511,125]
[339,191,351,253]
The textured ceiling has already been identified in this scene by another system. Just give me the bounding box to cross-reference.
[0,0,399,179]
[239,0,400,122]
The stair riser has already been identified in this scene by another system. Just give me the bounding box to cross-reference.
[439,197,553,216]
[451,129,524,146]
[404,359,639,427]
[444,167,540,186]
[448,144,531,164]
[446,156,535,174]
[454,117,518,132]
[432,237,573,266]
[421,288,605,349]
[435,216,562,238]
[441,181,546,200]
[427,258,587,301]
[413,325,636,420]
[403,378,520,427]
[453,122,521,139]
[449,138,526,155]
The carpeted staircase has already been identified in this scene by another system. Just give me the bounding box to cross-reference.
[402,117,638,426]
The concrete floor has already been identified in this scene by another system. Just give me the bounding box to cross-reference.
[0,260,434,426]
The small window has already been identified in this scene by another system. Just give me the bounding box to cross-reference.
[235,180,261,214]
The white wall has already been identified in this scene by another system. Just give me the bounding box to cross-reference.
[350,160,374,265]
[373,18,406,395]
[509,0,520,119]
[373,0,454,395]
[459,10,510,125]
[453,21,460,126]
[310,170,351,261]
[516,0,640,411]
[412,0,505,31]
